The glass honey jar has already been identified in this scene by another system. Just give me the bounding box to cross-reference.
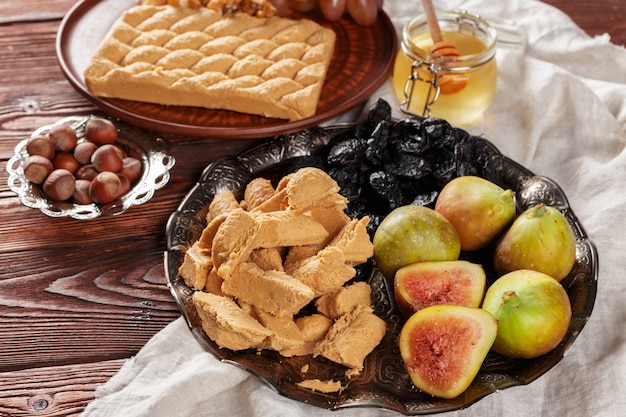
[391,10,498,127]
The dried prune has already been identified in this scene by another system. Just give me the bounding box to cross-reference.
[354,98,392,139]
[385,154,430,182]
[364,212,385,236]
[327,137,367,167]
[450,126,471,143]
[329,165,362,202]
[423,117,449,135]
[425,149,457,187]
[410,190,439,207]
[358,213,386,239]
[367,98,392,125]
[346,198,368,219]
[390,118,429,155]
[423,118,462,150]
[365,120,390,167]
[455,141,481,178]
[355,123,372,140]
[395,180,435,206]
[363,170,404,213]
[319,98,508,238]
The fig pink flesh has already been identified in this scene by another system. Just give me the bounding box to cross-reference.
[405,315,477,381]
[403,268,481,310]
[394,261,486,317]
[399,305,497,399]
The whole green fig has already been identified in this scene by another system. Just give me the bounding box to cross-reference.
[482,269,571,358]
[435,176,516,250]
[494,204,576,281]
[373,205,461,280]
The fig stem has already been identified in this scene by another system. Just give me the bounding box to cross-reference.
[501,290,520,309]
[529,203,547,218]
[502,189,515,199]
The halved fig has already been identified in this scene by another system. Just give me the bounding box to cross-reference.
[399,305,497,399]
[394,260,486,318]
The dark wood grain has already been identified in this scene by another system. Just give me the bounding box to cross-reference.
[543,0,625,46]
[0,360,125,416]
[0,1,623,416]
[0,0,70,24]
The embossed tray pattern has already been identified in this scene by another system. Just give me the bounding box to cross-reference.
[164,125,597,414]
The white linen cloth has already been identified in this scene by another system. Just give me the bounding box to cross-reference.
[81,0,626,416]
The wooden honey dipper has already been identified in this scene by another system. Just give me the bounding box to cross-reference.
[421,0,468,94]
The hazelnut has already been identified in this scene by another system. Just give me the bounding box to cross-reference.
[119,157,142,183]
[117,173,131,196]
[23,155,54,184]
[91,144,123,173]
[52,152,80,174]
[89,171,122,204]
[48,124,78,152]
[73,141,98,165]
[75,164,99,181]
[26,134,55,159]
[85,117,118,145]
[112,144,127,159]
[72,179,93,205]
[43,169,76,201]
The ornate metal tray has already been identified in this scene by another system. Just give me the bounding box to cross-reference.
[164,123,597,414]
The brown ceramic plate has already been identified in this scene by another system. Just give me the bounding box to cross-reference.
[56,0,398,139]
[165,121,597,414]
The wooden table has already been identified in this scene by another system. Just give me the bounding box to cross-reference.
[0,1,623,415]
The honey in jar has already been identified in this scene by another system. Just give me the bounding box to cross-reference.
[391,10,498,127]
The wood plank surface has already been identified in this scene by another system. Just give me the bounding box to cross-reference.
[544,0,625,45]
[0,1,623,416]
[0,360,125,416]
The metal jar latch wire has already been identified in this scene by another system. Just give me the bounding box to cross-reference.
[400,59,441,118]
